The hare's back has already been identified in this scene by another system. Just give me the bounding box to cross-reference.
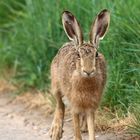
[51,42,78,79]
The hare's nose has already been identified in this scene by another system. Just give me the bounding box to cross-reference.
[83,69,96,76]
[83,70,91,76]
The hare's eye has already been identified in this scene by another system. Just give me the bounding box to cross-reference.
[96,52,98,58]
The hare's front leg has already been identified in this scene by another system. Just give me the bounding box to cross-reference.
[87,111,95,140]
[72,113,82,140]
[50,91,65,140]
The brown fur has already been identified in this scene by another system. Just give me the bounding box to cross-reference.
[50,10,110,140]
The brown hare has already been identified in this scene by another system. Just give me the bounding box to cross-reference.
[50,9,110,140]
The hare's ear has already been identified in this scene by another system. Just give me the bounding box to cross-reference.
[62,11,83,46]
[89,9,110,47]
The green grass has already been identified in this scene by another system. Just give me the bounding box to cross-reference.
[0,0,140,134]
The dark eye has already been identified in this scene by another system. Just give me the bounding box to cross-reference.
[96,52,98,57]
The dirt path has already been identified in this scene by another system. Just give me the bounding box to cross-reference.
[0,93,48,140]
[0,93,131,140]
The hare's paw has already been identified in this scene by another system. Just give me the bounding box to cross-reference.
[80,121,87,133]
[49,119,63,140]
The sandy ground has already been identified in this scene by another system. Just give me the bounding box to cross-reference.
[0,92,136,140]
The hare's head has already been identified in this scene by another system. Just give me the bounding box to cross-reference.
[62,10,110,77]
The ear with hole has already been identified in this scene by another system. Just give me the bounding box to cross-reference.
[89,9,110,48]
[62,11,83,46]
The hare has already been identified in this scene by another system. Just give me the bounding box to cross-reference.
[50,9,110,140]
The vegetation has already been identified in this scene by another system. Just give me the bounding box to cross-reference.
[0,0,140,136]
[128,105,140,136]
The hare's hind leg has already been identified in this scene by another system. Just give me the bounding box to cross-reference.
[80,115,87,133]
[50,90,65,140]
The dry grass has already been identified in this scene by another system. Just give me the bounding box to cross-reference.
[0,78,54,117]
[0,79,16,94]
[13,91,54,117]
[95,109,134,132]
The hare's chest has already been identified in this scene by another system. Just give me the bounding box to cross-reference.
[70,90,100,113]
[70,78,100,112]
